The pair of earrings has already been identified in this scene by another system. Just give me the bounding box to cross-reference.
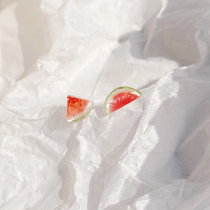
[67,86,142,123]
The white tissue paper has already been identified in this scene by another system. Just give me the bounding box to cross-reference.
[1,0,210,209]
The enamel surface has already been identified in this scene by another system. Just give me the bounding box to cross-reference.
[67,96,94,122]
[104,87,142,115]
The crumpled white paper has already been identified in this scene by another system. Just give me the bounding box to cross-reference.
[1,0,210,209]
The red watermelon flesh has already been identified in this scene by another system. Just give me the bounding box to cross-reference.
[104,87,142,115]
[67,96,94,122]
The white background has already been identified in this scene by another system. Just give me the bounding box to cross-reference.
[1,0,210,209]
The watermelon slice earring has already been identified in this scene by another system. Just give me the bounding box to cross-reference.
[67,96,94,122]
[67,87,141,122]
[104,86,142,115]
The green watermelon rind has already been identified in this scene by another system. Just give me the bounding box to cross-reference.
[67,99,94,123]
[104,86,142,115]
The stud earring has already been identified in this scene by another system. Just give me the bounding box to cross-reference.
[67,95,94,123]
[104,86,142,115]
